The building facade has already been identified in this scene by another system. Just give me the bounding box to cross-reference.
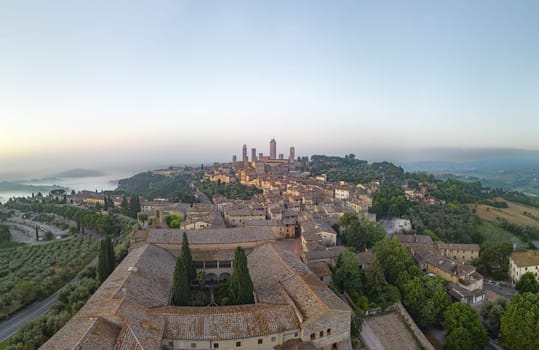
[510,250,539,284]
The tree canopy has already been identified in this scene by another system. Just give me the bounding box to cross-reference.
[473,241,513,279]
[165,213,182,228]
[333,249,363,295]
[374,237,415,285]
[402,275,451,328]
[480,297,507,337]
[444,302,488,350]
[515,272,539,294]
[0,224,11,242]
[371,186,408,219]
[337,213,386,250]
[500,292,539,350]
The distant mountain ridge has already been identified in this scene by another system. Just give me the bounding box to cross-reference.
[401,155,539,196]
[49,169,105,178]
[0,181,65,192]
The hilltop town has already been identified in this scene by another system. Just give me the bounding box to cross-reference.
[2,139,539,350]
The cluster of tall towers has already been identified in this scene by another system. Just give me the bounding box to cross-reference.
[233,139,295,168]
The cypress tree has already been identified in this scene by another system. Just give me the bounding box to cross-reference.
[229,246,254,305]
[172,256,190,306]
[35,226,39,241]
[97,236,114,283]
[129,195,141,219]
[182,232,196,282]
[108,236,115,269]
[120,196,129,216]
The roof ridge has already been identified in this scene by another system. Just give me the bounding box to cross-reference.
[267,244,331,313]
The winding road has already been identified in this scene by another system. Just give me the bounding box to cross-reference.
[0,291,59,342]
[0,256,98,343]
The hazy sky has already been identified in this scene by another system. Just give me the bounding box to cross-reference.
[1,0,538,174]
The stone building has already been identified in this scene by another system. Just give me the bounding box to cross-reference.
[509,249,539,284]
[43,229,352,350]
[436,242,480,263]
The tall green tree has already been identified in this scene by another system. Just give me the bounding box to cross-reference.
[473,241,512,279]
[339,213,385,251]
[0,225,11,242]
[229,246,254,305]
[120,195,129,216]
[363,255,386,296]
[480,297,507,337]
[333,249,363,295]
[515,272,539,294]
[128,195,141,219]
[165,213,182,228]
[500,293,539,350]
[97,236,114,283]
[402,275,451,328]
[182,232,196,282]
[172,256,191,306]
[444,302,488,350]
[374,237,414,285]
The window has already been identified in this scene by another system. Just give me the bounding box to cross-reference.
[236,341,241,347]
[294,333,299,338]
[191,343,197,349]
[320,331,324,338]
[213,343,219,349]
[271,336,276,342]
[258,339,263,344]
[327,328,332,336]
[310,333,316,341]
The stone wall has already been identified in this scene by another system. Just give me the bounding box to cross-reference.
[395,302,435,350]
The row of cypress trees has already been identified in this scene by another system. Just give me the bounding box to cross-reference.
[172,233,254,306]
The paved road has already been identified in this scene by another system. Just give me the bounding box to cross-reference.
[0,256,98,343]
[0,291,59,342]
[483,280,516,299]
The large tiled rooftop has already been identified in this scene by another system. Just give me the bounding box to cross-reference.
[149,227,279,245]
[156,304,299,340]
[248,244,350,323]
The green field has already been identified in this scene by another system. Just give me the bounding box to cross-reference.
[0,236,97,320]
[475,221,527,248]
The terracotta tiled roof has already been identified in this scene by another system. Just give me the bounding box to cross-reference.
[395,233,433,245]
[41,317,121,350]
[248,244,350,322]
[155,304,299,340]
[436,242,480,251]
[305,246,345,261]
[511,250,539,267]
[149,227,279,245]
